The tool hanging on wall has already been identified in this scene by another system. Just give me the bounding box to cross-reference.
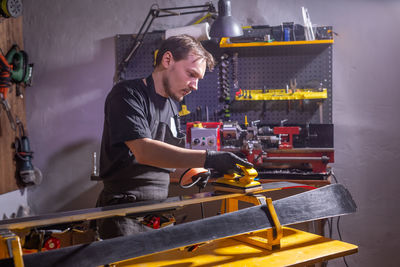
[0,0,22,18]
[178,97,191,117]
[14,117,43,186]
[219,53,231,120]
[0,50,16,130]
[6,44,34,98]
[232,52,239,90]
[114,3,216,82]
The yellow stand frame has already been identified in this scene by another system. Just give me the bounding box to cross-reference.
[220,194,283,250]
[0,230,25,267]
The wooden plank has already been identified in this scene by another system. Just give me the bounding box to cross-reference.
[0,16,26,194]
[0,182,307,230]
[170,178,331,187]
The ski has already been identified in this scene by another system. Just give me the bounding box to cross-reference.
[0,184,356,267]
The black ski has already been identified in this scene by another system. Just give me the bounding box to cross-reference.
[0,184,356,267]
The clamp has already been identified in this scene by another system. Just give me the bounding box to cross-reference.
[223,195,283,250]
[0,229,24,267]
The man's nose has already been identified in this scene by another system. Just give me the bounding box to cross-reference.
[189,79,198,91]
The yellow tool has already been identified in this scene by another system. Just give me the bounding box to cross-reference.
[212,165,262,193]
[178,100,191,116]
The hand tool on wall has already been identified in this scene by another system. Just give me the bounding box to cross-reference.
[290,78,303,110]
[14,118,43,185]
[178,98,190,117]
[0,0,23,18]
[219,53,230,100]
[114,3,216,82]
[6,44,34,98]
[302,7,315,41]
[219,53,231,119]
[195,105,202,121]
[232,52,239,89]
[0,51,16,130]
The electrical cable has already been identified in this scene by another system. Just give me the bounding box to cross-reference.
[337,216,350,267]
[331,170,350,267]
[322,217,334,266]
[178,168,210,189]
[199,187,205,219]
[336,216,343,240]
[178,168,203,189]
[179,168,210,219]
[331,172,339,183]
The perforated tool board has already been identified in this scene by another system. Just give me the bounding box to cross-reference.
[115,28,333,126]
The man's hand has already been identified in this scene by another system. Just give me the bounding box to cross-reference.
[204,151,253,174]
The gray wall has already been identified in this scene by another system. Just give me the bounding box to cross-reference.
[14,0,400,266]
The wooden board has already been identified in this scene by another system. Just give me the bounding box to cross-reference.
[0,16,26,194]
[0,182,306,230]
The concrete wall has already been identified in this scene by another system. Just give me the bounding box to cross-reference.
[10,0,400,266]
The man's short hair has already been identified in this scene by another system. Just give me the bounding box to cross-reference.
[155,34,215,71]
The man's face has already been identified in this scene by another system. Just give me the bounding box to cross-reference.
[162,53,207,102]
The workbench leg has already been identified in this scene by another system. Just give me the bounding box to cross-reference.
[220,198,238,214]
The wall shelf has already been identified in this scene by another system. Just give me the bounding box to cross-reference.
[220,37,334,48]
[235,88,328,101]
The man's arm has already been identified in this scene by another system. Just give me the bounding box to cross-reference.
[126,138,206,168]
[126,138,253,173]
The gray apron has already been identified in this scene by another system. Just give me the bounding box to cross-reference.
[96,76,186,238]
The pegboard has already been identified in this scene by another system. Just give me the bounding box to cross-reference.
[115,29,333,126]
[0,16,26,194]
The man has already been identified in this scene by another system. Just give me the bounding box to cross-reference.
[97,34,252,239]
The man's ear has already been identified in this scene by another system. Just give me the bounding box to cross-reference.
[161,51,174,68]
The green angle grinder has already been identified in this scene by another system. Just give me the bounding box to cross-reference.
[6,44,33,86]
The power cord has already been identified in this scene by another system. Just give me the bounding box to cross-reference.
[331,170,350,267]
[178,168,211,219]
[199,187,205,219]
[337,216,350,267]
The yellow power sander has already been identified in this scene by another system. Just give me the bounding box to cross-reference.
[212,165,262,193]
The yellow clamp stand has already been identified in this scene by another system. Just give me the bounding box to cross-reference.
[232,196,283,251]
[216,166,282,249]
[0,230,24,267]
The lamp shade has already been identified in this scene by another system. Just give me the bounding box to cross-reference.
[209,0,243,38]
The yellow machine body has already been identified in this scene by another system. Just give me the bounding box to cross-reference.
[213,165,262,193]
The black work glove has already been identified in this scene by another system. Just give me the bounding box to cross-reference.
[204,150,253,174]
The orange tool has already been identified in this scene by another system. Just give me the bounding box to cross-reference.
[0,52,16,130]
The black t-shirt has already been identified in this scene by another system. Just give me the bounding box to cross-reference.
[99,76,177,192]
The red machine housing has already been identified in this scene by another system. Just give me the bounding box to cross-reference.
[273,126,300,149]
